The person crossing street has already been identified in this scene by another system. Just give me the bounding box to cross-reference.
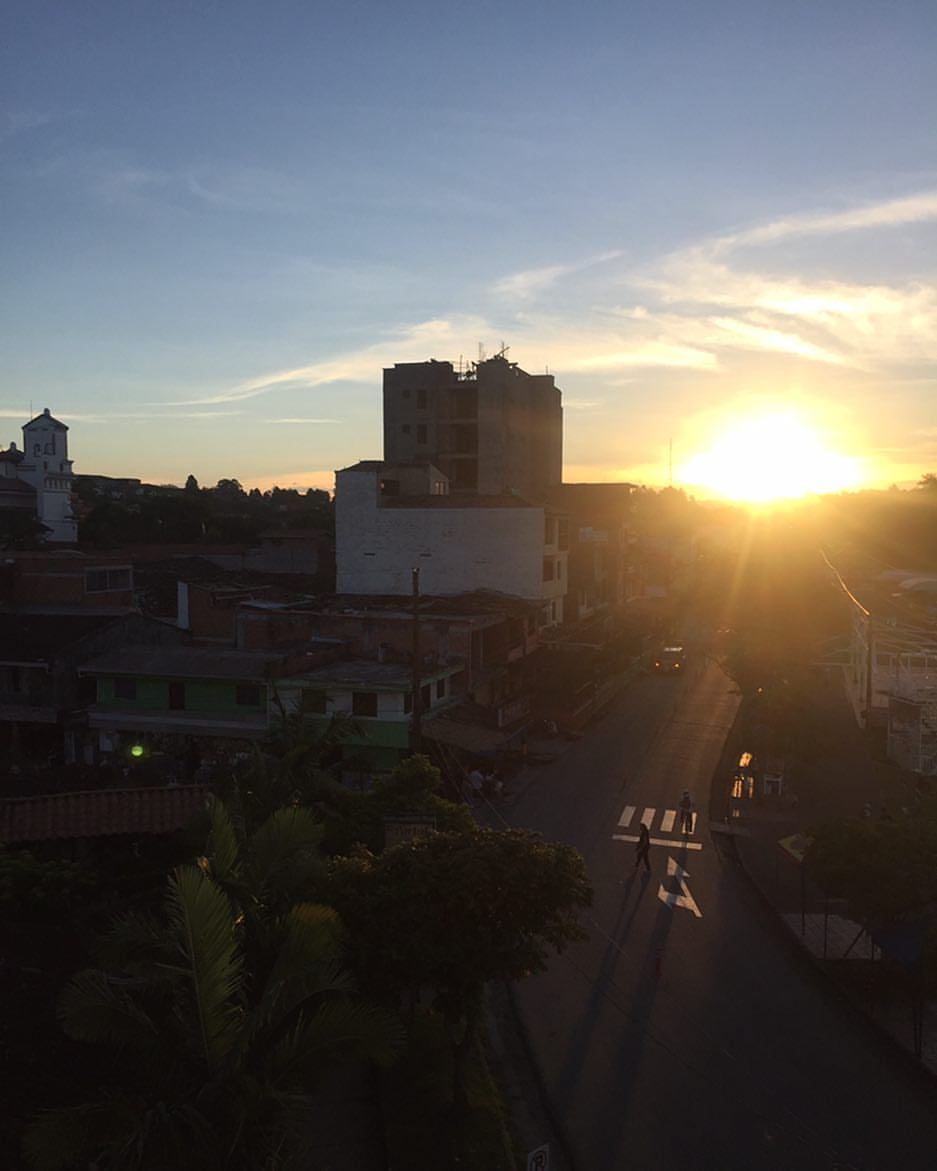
[679,789,694,834]
[634,822,651,872]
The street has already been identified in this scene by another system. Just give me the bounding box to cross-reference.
[500,660,937,1170]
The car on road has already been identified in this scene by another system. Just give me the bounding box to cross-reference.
[654,645,686,673]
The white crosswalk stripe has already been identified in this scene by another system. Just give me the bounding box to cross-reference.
[618,804,636,828]
[614,803,703,850]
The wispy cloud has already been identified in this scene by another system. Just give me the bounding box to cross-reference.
[264,417,338,424]
[714,191,937,254]
[2,109,54,139]
[492,250,623,300]
[171,317,491,405]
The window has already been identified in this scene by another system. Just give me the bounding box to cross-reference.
[542,558,555,581]
[114,677,137,700]
[436,678,445,699]
[421,683,431,710]
[433,480,447,495]
[402,423,411,434]
[557,560,562,579]
[352,691,378,717]
[302,689,327,714]
[416,389,427,409]
[544,518,555,544]
[416,424,427,444]
[558,518,570,551]
[168,682,186,710]
[236,684,261,706]
[404,691,413,714]
[86,567,132,593]
[402,388,411,398]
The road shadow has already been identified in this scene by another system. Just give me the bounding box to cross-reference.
[554,863,655,1102]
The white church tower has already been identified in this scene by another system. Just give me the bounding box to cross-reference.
[18,408,77,543]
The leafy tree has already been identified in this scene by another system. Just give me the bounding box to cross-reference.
[917,472,937,492]
[0,511,51,549]
[23,862,403,1171]
[808,806,937,928]
[329,826,591,1104]
[184,473,200,494]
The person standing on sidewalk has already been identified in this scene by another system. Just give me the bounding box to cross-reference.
[634,822,651,872]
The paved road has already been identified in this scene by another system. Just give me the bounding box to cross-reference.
[502,661,937,1171]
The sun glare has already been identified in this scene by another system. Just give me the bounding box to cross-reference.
[680,411,862,504]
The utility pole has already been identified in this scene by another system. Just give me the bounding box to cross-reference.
[411,566,422,753]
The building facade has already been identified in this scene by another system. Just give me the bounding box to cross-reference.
[382,354,562,499]
[0,408,77,543]
[334,461,567,621]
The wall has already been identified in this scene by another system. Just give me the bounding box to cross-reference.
[97,676,267,714]
[336,466,548,599]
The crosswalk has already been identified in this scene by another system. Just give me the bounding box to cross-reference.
[613,803,703,850]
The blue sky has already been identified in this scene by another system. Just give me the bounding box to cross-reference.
[3,0,936,495]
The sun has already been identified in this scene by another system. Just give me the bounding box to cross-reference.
[680,411,863,503]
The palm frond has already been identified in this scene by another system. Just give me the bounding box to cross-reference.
[57,968,160,1050]
[247,806,324,899]
[94,907,170,976]
[22,1097,144,1171]
[205,794,243,884]
[251,904,351,1042]
[165,865,245,1070]
[267,999,405,1088]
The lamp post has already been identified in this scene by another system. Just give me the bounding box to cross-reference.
[411,566,422,753]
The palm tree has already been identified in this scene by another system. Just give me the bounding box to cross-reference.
[23,806,403,1170]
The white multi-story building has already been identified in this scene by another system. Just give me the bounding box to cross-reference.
[335,461,568,624]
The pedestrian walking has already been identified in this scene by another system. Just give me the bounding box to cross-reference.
[634,822,651,872]
[679,789,693,834]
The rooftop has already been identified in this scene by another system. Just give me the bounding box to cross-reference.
[80,645,284,679]
[0,785,209,844]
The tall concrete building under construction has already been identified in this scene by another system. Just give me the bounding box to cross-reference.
[382,353,562,500]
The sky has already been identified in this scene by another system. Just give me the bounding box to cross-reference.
[3,0,936,498]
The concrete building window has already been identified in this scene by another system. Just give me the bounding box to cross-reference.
[352,691,378,717]
[402,424,411,434]
[544,518,555,545]
[542,558,555,581]
[86,567,132,593]
[558,518,569,551]
[404,692,413,714]
[236,684,261,706]
[417,389,427,409]
[557,560,562,579]
[168,682,186,710]
[416,424,427,444]
[114,677,137,700]
[436,678,445,699]
[432,480,447,495]
[421,683,431,709]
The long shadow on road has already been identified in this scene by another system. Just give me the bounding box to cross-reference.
[554,838,699,1165]
[555,867,653,1103]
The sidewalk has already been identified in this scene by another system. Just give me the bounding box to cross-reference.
[719,667,937,1077]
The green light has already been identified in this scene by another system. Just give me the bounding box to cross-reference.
[130,744,144,758]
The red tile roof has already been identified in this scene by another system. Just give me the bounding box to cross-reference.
[0,785,211,844]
